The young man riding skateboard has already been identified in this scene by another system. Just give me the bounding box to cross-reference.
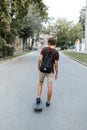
[36,37,59,107]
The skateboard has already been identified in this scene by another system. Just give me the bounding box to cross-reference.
[33,102,43,112]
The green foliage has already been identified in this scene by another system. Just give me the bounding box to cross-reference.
[0,37,6,49]
[0,0,48,39]
[79,7,85,37]
[19,26,33,39]
[70,22,83,43]
[32,0,48,18]
[0,0,12,33]
[43,17,83,49]
[19,3,48,44]
[7,46,14,56]
[0,0,48,57]
[54,18,72,49]
[0,37,14,57]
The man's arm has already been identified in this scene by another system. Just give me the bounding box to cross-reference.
[54,60,58,79]
[38,54,43,70]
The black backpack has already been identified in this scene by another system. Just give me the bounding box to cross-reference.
[40,47,56,73]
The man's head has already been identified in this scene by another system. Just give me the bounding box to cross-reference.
[48,38,56,46]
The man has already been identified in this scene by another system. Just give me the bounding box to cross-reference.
[36,38,59,107]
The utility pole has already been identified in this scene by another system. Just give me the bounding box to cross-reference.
[85,0,87,50]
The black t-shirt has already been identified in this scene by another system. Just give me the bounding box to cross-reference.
[41,47,59,61]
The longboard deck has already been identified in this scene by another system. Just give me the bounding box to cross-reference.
[33,102,43,112]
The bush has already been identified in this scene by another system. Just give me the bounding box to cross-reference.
[7,47,14,56]
[0,37,6,49]
[61,45,69,50]
[0,37,14,58]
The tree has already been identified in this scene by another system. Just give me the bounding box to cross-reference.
[70,22,83,44]
[0,0,48,39]
[19,3,48,50]
[0,0,48,57]
[0,0,11,33]
[79,7,85,38]
[43,18,83,50]
[19,26,33,51]
[54,18,72,49]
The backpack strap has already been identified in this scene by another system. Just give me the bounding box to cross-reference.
[45,47,49,54]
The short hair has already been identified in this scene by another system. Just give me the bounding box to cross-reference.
[48,38,56,45]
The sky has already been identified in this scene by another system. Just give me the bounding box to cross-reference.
[43,0,86,23]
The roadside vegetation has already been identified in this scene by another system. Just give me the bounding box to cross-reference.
[63,51,87,64]
[0,50,33,61]
[0,1,85,60]
[0,0,48,59]
[42,6,85,50]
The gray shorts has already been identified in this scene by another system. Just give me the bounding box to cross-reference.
[39,71,54,83]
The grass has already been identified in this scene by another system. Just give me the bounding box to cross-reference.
[0,50,32,61]
[63,51,87,64]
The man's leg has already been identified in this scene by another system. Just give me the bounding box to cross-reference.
[37,71,45,98]
[36,72,45,103]
[46,73,54,106]
[36,81,43,104]
[37,81,43,98]
[47,82,52,103]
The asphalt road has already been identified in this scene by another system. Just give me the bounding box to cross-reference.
[0,50,87,130]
